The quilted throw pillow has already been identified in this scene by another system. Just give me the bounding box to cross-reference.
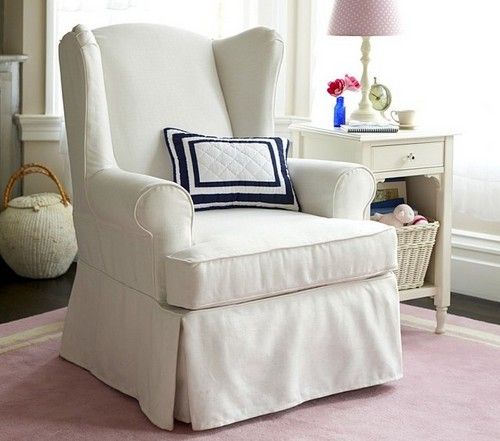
[163,128,299,211]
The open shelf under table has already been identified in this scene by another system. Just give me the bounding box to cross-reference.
[399,283,438,302]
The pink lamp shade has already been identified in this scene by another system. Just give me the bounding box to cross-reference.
[328,0,402,36]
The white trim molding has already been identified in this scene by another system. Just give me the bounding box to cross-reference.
[451,228,500,302]
[15,114,63,142]
[274,115,310,138]
[14,114,309,143]
[45,0,58,115]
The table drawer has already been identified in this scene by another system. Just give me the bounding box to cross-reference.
[372,142,444,172]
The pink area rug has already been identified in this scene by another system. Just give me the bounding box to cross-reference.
[1,305,499,441]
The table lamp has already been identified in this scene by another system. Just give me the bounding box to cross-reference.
[328,0,401,123]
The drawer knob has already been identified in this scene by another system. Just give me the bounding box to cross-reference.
[407,153,416,161]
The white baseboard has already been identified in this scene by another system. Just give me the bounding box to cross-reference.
[451,229,500,302]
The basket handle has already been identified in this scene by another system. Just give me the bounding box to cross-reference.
[3,163,71,209]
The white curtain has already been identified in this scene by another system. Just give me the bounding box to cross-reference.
[56,0,257,39]
[53,0,280,115]
[312,0,500,222]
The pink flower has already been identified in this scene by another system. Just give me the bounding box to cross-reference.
[327,79,345,97]
[344,74,361,91]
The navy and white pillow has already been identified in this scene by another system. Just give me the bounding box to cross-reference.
[163,128,299,211]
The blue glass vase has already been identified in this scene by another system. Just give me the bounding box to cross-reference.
[334,96,346,127]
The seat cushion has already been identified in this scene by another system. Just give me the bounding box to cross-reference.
[165,209,397,309]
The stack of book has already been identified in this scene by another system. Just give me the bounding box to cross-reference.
[371,178,407,216]
[340,122,399,133]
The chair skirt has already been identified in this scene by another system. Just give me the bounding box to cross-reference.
[61,262,402,430]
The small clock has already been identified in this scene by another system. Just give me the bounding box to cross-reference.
[369,77,392,115]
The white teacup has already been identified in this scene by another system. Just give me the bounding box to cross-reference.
[391,110,416,127]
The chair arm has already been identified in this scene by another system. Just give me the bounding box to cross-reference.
[288,158,375,220]
[87,168,193,251]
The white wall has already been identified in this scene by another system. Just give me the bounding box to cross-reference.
[451,230,500,302]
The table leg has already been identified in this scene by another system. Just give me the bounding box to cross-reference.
[432,136,453,334]
[435,306,448,334]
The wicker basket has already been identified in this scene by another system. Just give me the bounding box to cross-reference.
[0,163,77,279]
[395,221,439,290]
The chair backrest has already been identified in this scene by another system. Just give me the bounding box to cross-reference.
[93,24,233,180]
[60,23,283,191]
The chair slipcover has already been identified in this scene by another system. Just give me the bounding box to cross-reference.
[59,23,402,430]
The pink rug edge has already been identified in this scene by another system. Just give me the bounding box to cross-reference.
[400,303,500,335]
[0,308,66,337]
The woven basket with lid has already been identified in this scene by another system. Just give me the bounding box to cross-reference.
[0,163,77,279]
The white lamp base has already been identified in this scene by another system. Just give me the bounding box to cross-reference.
[349,36,383,124]
[349,107,382,123]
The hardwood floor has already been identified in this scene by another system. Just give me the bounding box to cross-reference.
[405,295,500,326]
[1,258,499,325]
[0,258,75,324]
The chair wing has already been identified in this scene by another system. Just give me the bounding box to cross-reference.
[213,27,283,137]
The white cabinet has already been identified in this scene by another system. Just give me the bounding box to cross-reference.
[290,124,456,333]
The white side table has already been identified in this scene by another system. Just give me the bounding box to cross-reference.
[289,123,456,333]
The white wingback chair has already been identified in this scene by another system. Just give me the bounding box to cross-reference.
[59,23,402,431]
